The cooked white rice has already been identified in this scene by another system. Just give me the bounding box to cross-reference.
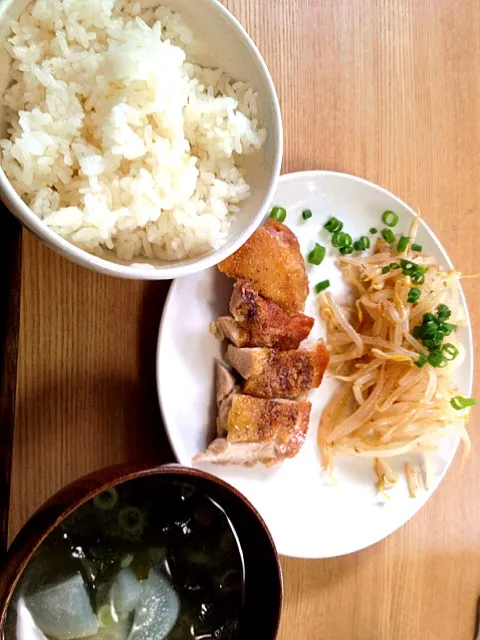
[0,0,266,261]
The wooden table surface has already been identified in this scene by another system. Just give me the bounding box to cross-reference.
[6,0,480,638]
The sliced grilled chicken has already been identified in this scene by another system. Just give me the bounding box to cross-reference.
[226,341,330,400]
[193,439,281,467]
[228,280,314,349]
[215,361,240,436]
[210,281,314,350]
[194,394,311,467]
[217,394,235,437]
[225,345,268,379]
[215,360,237,405]
[218,219,309,313]
[209,316,251,347]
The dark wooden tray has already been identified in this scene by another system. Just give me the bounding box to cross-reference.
[0,207,21,560]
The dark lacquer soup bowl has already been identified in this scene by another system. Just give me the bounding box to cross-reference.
[0,463,283,640]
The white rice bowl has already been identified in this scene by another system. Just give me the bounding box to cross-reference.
[0,0,267,261]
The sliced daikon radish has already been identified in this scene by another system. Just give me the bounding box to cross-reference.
[128,571,180,640]
[15,597,48,640]
[111,568,142,615]
[25,573,98,639]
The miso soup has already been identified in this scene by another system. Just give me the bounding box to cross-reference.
[3,476,245,640]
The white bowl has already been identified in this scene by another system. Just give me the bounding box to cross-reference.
[0,0,282,279]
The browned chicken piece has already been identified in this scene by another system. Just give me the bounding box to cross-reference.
[226,345,269,378]
[209,316,251,348]
[192,439,282,467]
[228,280,314,349]
[215,360,237,405]
[218,219,309,313]
[194,394,311,467]
[215,361,240,436]
[226,341,330,400]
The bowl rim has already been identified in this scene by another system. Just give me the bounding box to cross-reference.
[0,0,283,280]
[0,462,284,637]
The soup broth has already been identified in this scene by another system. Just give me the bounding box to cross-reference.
[3,476,245,640]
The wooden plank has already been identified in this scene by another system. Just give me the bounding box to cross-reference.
[5,0,480,637]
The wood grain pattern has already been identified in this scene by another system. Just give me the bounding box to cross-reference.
[6,0,480,638]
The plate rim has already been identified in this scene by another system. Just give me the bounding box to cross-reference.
[156,169,474,558]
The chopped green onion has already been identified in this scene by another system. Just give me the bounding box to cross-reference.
[93,488,119,511]
[381,228,396,244]
[427,350,447,367]
[340,246,354,254]
[437,304,451,320]
[314,279,330,294]
[412,243,422,252]
[382,210,399,227]
[411,271,425,285]
[423,337,443,350]
[435,326,447,340]
[331,232,342,247]
[397,259,428,284]
[399,259,415,272]
[440,322,456,336]
[442,343,458,361]
[420,321,439,340]
[369,227,378,234]
[332,232,352,248]
[353,236,371,251]
[382,262,400,274]
[270,206,287,223]
[407,287,421,304]
[307,243,326,265]
[414,354,428,368]
[98,605,115,628]
[302,209,313,220]
[118,507,145,534]
[450,396,478,410]
[397,236,410,252]
[324,217,343,233]
[412,309,458,355]
[400,259,427,274]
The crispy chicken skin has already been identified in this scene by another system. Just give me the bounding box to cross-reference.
[210,280,314,350]
[228,280,314,349]
[227,394,310,446]
[194,394,311,467]
[218,219,309,313]
[226,341,330,400]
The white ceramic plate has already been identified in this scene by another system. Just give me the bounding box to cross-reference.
[157,171,474,558]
